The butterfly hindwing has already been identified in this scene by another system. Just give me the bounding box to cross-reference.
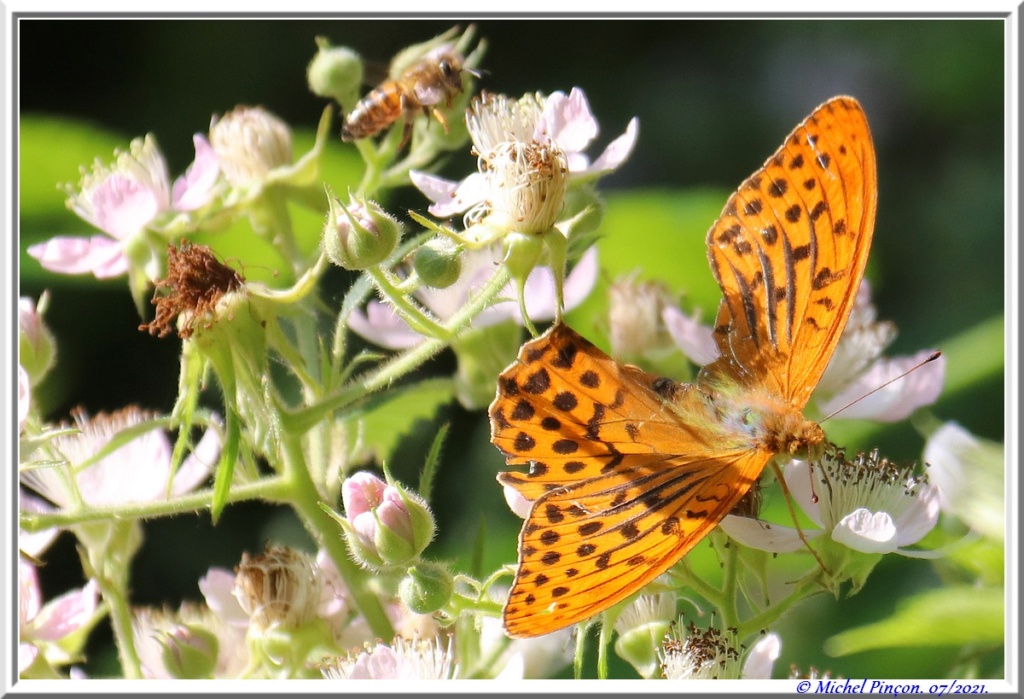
[491,324,770,637]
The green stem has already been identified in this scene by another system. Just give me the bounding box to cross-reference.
[367,267,449,340]
[719,541,740,630]
[284,265,511,434]
[279,433,394,640]
[736,580,821,638]
[101,573,142,679]
[21,477,289,530]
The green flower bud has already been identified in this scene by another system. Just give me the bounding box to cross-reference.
[398,561,454,615]
[412,238,462,289]
[322,189,401,271]
[159,624,220,679]
[306,37,364,109]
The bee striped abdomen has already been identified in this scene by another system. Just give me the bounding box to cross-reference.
[341,84,406,141]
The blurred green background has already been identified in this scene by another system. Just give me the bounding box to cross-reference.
[18,18,1005,678]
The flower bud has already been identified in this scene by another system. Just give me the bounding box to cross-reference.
[306,37,363,109]
[322,189,401,271]
[412,238,462,289]
[209,106,292,187]
[159,623,220,679]
[233,546,322,630]
[19,296,56,383]
[333,469,435,569]
[398,561,454,614]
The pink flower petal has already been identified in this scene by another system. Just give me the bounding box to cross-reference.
[538,88,598,154]
[19,490,57,559]
[18,365,30,432]
[19,559,42,624]
[30,580,98,641]
[347,301,423,350]
[199,568,250,628]
[411,171,489,218]
[171,426,221,496]
[817,349,945,422]
[589,117,639,174]
[28,235,128,278]
[19,643,39,674]
[662,305,720,366]
[90,173,164,240]
[342,471,387,519]
[172,134,221,211]
[502,483,533,519]
[516,246,599,323]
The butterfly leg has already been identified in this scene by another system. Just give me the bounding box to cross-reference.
[770,461,829,574]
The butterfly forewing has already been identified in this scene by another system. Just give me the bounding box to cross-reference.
[704,96,877,407]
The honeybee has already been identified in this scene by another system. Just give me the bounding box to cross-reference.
[342,46,467,147]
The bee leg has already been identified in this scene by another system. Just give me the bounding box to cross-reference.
[398,119,414,150]
[431,107,450,134]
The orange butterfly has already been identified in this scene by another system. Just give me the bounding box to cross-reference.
[488,96,877,638]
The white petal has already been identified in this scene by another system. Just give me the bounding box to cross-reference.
[782,460,824,526]
[720,514,812,553]
[892,482,941,547]
[29,579,98,641]
[662,305,720,366]
[741,633,781,679]
[923,421,1005,541]
[817,350,944,422]
[495,653,525,680]
[832,508,897,553]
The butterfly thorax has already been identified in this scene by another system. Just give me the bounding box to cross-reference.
[700,383,825,458]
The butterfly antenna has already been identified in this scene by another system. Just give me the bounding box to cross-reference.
[770,461,829,574]
[820,350,942,423]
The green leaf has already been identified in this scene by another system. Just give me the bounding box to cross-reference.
[417,422,448,503]
[824,586,1004,656]
[210,405,241,525]
[348,377,454,466]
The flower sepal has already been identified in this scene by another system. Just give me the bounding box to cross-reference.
[322,187,401,271]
